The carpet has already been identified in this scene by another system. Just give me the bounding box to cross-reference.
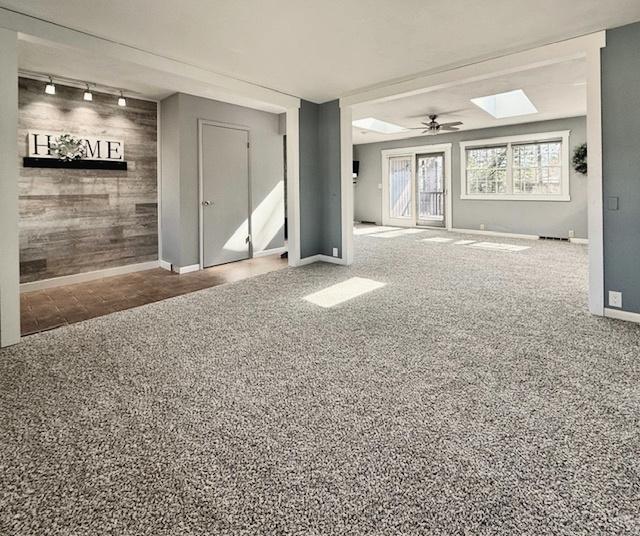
[1,229,638,535]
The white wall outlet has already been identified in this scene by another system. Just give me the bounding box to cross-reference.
[568,229,575,238]
[609,291,623,308]
[332,247,339,257]
[377,183,382,190]
[480,223,486,231]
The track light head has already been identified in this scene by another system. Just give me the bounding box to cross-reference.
[117,91,126,107]
[83,84,93,101]
[44,76,56,95]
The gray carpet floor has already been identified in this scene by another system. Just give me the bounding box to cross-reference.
[1,229,639,535]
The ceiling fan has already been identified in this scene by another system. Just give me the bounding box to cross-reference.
[409,114,463,135]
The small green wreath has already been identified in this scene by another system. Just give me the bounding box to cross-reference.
[572,143,587,175]
[50,133,87,161]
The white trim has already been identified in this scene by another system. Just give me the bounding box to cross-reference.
[340,104,354,265]
[253,246,287,258]
[297,254,349,266]
[286,107,302,267]
[156,101,163,266]
[604,308,640,325]
[197,119,251,270]
[570,238,589,245]
[174,264,200,275]
[459,131,571,201]
[0,28,20,346]
[450,228,540,240]
[159,260,172,271]
[587,42,605,315]
[381,143,452,230]
[20,261,160,292]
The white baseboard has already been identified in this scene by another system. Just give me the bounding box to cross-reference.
[570,238,589,245]
[450,228,540,240]
[253,246,287,258]
[159,259,172,271]
[174,264,200,274]
[20,260,160,293]
[604,307,640,324]
[295,254,347,267]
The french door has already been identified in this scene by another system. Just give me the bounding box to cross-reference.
[382,144,450,228]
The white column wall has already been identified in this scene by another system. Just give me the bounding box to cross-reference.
[0,27,20,347]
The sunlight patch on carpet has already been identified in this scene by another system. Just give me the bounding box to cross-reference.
[303,277,386,308]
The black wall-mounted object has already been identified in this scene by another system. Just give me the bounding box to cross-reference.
[23,157,128,170]
[353,160,359,177]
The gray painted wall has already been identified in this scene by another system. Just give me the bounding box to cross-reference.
[298,99,342,259]
[299,100,323,258]
[602,22,640,314]
[161,93,285,268]
[354,116,588,238]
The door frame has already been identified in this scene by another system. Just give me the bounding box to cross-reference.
[381,143,452,230]
[197,118,252,270]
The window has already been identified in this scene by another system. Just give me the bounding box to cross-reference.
[460,131,570,201]
[512,141,562,194]
[465,146,507,194]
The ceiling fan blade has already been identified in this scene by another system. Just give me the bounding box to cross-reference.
[438,121,463,128]
[440,126,460,131]
[407,127,429,129]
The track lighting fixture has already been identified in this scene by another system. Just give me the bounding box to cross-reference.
[117,91,126,107]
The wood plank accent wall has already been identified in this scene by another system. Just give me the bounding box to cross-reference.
[18,77,158,283]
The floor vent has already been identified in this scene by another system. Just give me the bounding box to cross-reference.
[539,236,569,242]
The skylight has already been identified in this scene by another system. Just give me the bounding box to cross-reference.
[470,89,537,119]
[352,117,406,134]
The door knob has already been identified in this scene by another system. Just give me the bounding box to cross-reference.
[202,200,213,206]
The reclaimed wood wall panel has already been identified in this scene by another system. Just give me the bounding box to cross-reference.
[18,77,158,282]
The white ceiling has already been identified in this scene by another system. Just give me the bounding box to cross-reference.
[2,0,640,102]
[351,59,587,144]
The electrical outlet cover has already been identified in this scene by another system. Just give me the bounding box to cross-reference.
[332,247,338,257]
[609,290,623,308]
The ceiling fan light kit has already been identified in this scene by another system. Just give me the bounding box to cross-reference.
[409,114,463,135]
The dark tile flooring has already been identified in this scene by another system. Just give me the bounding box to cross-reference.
[20,254,288,336]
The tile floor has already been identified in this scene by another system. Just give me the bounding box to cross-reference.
[20,254,288,336]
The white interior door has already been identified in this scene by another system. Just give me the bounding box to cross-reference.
[200,122,250,268]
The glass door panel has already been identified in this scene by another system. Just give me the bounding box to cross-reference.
[388,156,413,219]
[417,153,445,226]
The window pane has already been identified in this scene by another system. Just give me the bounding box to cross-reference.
[465,146,507,194]
[389,156,412,218]
[512,141,562,195]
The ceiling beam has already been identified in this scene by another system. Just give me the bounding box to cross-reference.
[0,7,300,112]
[341,32,606,108]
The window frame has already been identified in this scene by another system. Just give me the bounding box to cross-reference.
[459,130,571,201]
